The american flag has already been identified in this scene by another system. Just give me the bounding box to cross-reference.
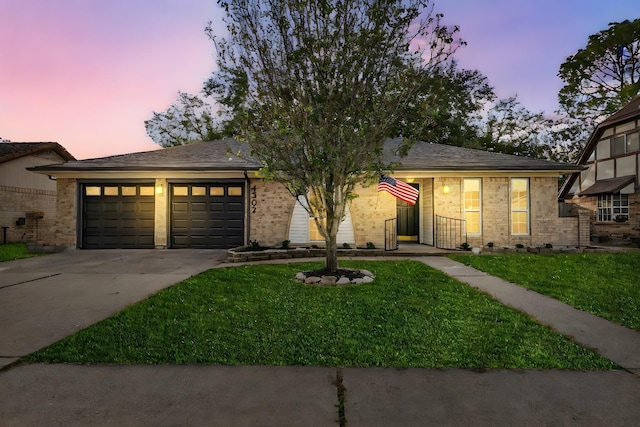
[377,175,419,205]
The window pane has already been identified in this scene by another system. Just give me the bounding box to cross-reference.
[511,179,528,211]
[210,187,224,196]
[309,219,324,241]
[85,186,101,196]
[121,186,137,196]
[465,211,480,234]
[627,132,639,153]
[139,186,154,196]
[228,187,243,196]
[192,186,206,196]
[104,186,119,196]
[173,186,188,196]
[512,212,528,234]
[612,135,626,156]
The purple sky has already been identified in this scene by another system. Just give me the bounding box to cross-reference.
[1,0,638,159]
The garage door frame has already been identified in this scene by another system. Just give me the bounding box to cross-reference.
[169,179,247,249]
[78,181,156,249]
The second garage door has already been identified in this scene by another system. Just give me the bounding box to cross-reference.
[170,183,245,248]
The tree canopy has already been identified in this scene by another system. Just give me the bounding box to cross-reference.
[556,18,640,157]
[207,0,462,271]
[145,91,222,147]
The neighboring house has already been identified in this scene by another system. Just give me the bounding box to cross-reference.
[29,138,584,251]
[0,142,75,246]
[559,95,640,243]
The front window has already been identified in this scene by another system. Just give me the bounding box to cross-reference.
[597,194,629,222]
[464,178,481,234]
[511,178,529,234]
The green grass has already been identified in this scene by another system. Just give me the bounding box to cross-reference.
[24,260,615,369]
[451,253,640,331]
[0,243,45,262]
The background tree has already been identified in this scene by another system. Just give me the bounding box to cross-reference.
[556,18,640,158]
[405,61,495,146]
[207,0,462,271]
[468,96,555,158]
[145,91,223,147]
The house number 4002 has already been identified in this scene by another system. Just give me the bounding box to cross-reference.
[251,185,257,213]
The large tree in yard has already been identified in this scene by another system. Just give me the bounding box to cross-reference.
[207,0,462,271]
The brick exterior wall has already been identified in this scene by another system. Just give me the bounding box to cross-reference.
[43,174,584,250]
[248,179,296,247]
[349,182,396,248]
[53,178,78,247]
[567,194,640,241]
[0,185,56,245]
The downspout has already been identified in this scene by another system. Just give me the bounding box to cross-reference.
[244,170,251,245]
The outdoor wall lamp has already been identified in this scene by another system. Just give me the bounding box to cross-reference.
[155,182,164,195]
[442,185,450,194]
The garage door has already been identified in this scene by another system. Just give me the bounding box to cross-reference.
[82,184,155,249]
[171,183,245,249]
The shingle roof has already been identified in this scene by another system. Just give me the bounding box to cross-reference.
[29,137,582,173]
[577,175,636,196]
[0,142,76,164]
[384,138,582,171]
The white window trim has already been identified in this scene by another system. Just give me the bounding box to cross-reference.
[597,194,629,222]
[510,178,530,235]
[463,178,481,236]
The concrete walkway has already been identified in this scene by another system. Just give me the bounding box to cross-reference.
[1,251,640,425]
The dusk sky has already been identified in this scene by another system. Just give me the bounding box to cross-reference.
[1,0,639,160]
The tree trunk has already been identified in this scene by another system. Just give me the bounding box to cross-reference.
[325,229,339,272]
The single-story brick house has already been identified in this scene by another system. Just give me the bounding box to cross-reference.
[559,95,640,243]
[29,138,585,250]
[1,142,75,245]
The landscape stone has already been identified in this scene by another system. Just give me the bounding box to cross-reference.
[321,276,337,285]
[304,276,321,284]
[336,277,351,285]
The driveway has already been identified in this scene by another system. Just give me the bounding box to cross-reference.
[0,249,226,367]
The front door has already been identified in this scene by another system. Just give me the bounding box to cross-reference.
[397,183,419,242]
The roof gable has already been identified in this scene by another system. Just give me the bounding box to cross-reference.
[0,142,76,164]
[559,95,640,199]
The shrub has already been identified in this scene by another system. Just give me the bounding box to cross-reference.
[366,242,376,249]
[281,240,290,249]
[342,242,351,249]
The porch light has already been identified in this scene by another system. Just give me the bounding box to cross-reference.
[406,177,415,183]
[442,185,450,194]
[155,182,164,195]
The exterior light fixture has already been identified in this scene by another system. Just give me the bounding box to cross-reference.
[442,185,450,194]
[406,177,415,183]
[156,182,164,195]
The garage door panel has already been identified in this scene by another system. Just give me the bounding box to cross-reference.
[173,202,188,212]
[209,202,224,213]
[139,201,155,212]
[191,202,207,212]
[82,184,155,249]
[227,202,244,213]
[171,183,245,249]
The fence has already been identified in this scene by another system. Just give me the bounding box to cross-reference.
[384,217,398,251]
[435,215,467,250]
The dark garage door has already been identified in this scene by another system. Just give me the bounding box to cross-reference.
[171,183,245,249]
[82,184,155,249]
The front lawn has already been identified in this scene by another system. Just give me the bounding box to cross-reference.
[24,260,616,369]
[0,243,45,262]
[451,253,640,331]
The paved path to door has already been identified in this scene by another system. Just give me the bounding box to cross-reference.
[0,249,226,367]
